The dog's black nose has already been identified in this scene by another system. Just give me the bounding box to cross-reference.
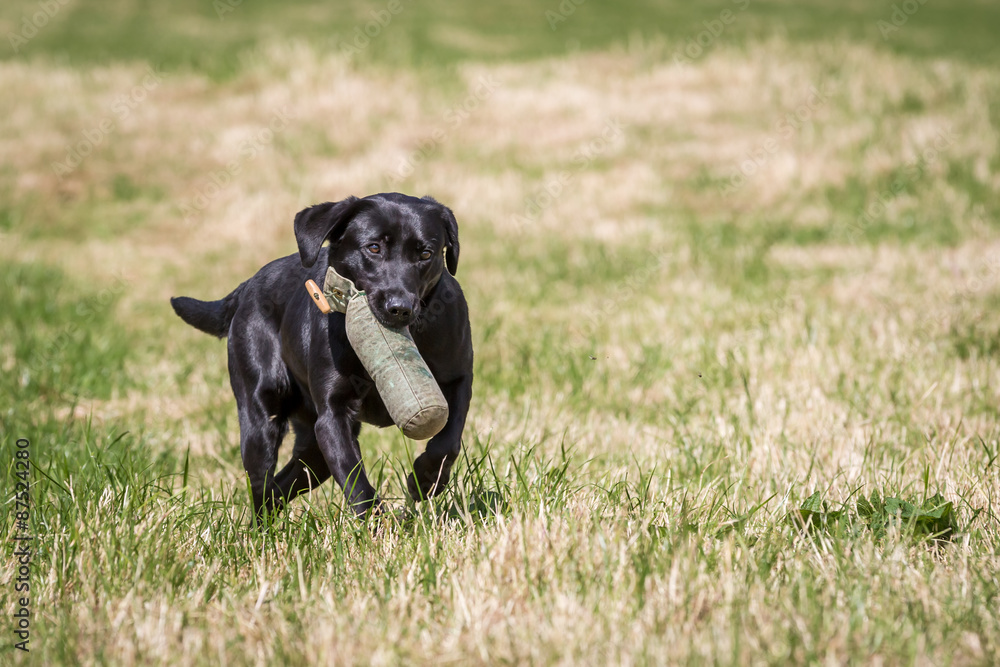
[384,296,414,326]
[388,304,412,319]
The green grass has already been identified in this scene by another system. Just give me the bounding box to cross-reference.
[3,0,1000,75]
[0,262,132,401]
[3,1,1000,664]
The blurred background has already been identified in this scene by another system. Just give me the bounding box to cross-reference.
[2,1,999,663]
[4,0,1000,69]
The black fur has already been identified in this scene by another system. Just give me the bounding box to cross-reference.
[171,193,473,521]
[170,282,247,338]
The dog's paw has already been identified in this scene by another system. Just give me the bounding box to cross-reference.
[407,453,455,501]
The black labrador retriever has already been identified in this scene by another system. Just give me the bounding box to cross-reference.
[170,193,473,521]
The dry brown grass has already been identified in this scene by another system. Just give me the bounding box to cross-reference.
[2,34,999,665]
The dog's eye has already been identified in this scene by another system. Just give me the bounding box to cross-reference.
[367,244,381,254]
[419,250,432,260]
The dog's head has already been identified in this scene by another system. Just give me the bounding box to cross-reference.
[294,193,459,328]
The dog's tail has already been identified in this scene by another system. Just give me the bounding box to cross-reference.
[170,281,248,339]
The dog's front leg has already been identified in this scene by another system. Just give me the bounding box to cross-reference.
[407,373,473,500]
[315,409,379,515]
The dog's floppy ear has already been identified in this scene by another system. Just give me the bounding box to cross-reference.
[424,196,459,275]
[294,196,361,268]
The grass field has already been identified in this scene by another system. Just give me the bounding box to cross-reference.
[2,1,1000,664]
